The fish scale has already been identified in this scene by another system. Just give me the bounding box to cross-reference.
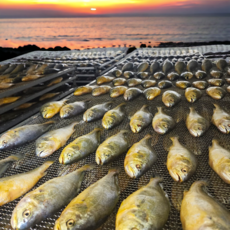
[0,51,230,230]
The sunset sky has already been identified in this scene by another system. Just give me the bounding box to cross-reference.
[0,0,230,17]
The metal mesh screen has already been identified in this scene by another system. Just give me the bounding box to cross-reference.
[0,54,230,230]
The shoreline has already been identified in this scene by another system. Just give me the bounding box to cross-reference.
[1,41,230,62]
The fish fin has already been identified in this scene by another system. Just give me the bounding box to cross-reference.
[82,99,91,103]
[105,101,113,109]
[148,177,164,187]
[77,164,96,172]
[116,102,127,110]
[43,120,55,125]
[108,167,121,175]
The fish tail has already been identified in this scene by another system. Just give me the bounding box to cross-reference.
[213,103,219,109]
[43,120,56,125]
[211,139,219,147]
[144,133,152,139]
[39,160,54,176]
[141,104,150,111]
[117,102,126,108]
[83,99,91,103]
[77,164,96,172]
[157,107,163,113]
[108,167,121,176]
[106,101,113,107]
[148,177,164,187]
[170,136,179,143]
[120,129,129,134]
[190,180,209,192]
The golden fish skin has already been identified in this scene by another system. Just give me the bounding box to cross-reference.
[127,78,142,87]
[0,82,14,89]
[25,64,39,75]
[0,161,53,207]
[54,169,120,230]
[40,99,67,119]
[39,92,60,101]
[201,59,213,72]
[96,75,115,85]
[152,107,175,134]
[210,68,223,78]
[110,86,128,98]
[195,70,207,79]
[212,104,230,134]
[11,164,94,230]
[181,71,193,80]
[113,78,126,86]
[14,102,36,111]
[158,80,173,89]
[209,139,230,184]
[102,103,126,129]
[192,81,208,89]
[123,71,134,79]
[96,130,128,165]
[167,137,197,182]
[187,60,198,72]
[206,86,226,100]
[175,61,186,75]
[124,87,142,101]
[186,107,209,137]
[130,105,153,133]
[10,64,24,75]
[137,71,149,79]
[22,74,44,81]
[0,96,20,106]
[116,177,170,230]
[60,100,90,119]
[46,77,63,87]
[124,134,157,178]
[143,87,161,100]
[34,64,48,75]
[59,128,101,164]
[73,85,93,96]
[153,71,165,80]
[185,87,202,103]
[208,79,224,86]
[142,79,156,88]
[83,101,113,122]
[180,181,230,230]
[176,81,191,89]
[137,62,149,72]
[162,90,181,107]
[150,61,160,74]
[167,72,179,81]
[92,85,111,96]
[216,59,227,71]
[36,122,78,158]
[112,69,122,78]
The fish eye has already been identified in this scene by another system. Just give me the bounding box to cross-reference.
[67,219,75,227]
[3,140,7,144]
[181,169,187,173]
[136,164,141,169]
[23,210,30,218]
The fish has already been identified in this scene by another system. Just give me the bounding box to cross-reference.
[158,80,173,89]
[167,137,197,182]
[34,64,48,75]
[113,78,126,86]
[162,90,181,107]
[187,60,198,72]
[227,86,230,93]
[137,72,149,79]
[0,154,24,178]
[123,71,134,79]
[0,64,10,74]
[127,78,142,87]
[22,74,44,81]
[192,81,208,89]
[185,87,202,103]
[210,68,223,78]
[40,99,67,119]
[208,79,224,86]
[175,61,186,75]
[96,130,128,165]
[0,82,14,89]
[195,70,207,79]
[116,177,170,230]
[0,160,53,207]
[0,96,20,106]
[36,122,78,158]
[206,86,226,100]
[2,64,17,75]
[54,168,120,230]
[124,134,157,178]
[212,104,230,134]
[122,62,134,72]
[181,71,193,80]
[59,128,101,164]
[102,103,126,129]
[176,81,191,89]
[153,71,165,79]
[73,85,94,96]
[152,107,175,134]
[201,59,213,72]
[14,102,36,110]
[96,75,115,85]
[180,181,230,230]
[11,164,94,230]
[150,61,161,74]
[142,79,156,88]
[137,62,149,72]
[2,75,23,83]
[25,64,39,75]
[110,86,128,98]
[0,121,54,150]
[112,69,122,78]
[92,85,111,96]
[0,74,10,80]
[124,87,142,101]
[46,77,63,87]
[83,101,113,122]
[216,59,228,71]
[143,87,161,100]
[167,72,179,81]
[162,60,173,75]
[10,64,24,75]
[130,105,153,133]
[39,92,60,101]
[186,107,209,137]
[60,100,90,119]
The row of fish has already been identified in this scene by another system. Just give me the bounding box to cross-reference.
[1,161,229,230]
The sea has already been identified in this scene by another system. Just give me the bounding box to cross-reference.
[0,16,230,49]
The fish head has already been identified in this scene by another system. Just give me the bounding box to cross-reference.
[130,120,144,133]
[60,106,73,118]
[169,158,193,182]
[102,115,116,129]
[220,163,230,182]
[187,92,197,103]
[0,131,17,150]
[11,201,38,230]
[124,90,133,101]
[218,121,230,134]
[36,140,56,158]
[125,158,145,178]
[83,110,95,122]
[164,95,175,107]
[154,120,170,134]
[96,148,113,165]
[189,123,205,137]
[59,148,76,165]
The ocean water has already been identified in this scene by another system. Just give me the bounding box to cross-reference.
[0,16,230,49]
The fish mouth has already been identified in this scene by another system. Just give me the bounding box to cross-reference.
[59,155,64,164]
[96,156,103,165]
